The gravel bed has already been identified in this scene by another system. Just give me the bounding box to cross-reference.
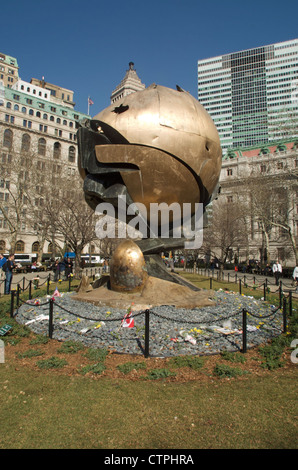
[14,289,283,357]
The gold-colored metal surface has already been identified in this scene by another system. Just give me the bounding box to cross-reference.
[94,144,200,221]
[109,240,148,293]
[92,84,222,202]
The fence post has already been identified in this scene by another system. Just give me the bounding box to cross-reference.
[289,291,292,317]
[282,297,287,334]
[49,298,54,339]
[47,275,50,295]
[239,278,242,295]
[16,284,20,308]
[263,282,266,301]
[144,309,150,358]
[68,275,71,292]
[29,280,32,300]
[242,309,247,353]
[279,282,283,308]
[210,277,212,289]
[10,290,15,318]
[22,276,25,292]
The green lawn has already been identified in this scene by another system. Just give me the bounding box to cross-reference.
[0,364,296,449]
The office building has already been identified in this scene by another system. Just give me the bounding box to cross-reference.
[198,39,298,152]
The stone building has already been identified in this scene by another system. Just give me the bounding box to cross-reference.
[218,141,298,265]
[0,51,90,257]
[110,62,145,104]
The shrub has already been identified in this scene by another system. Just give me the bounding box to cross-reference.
[213,363,247,378]
[221,351,246,363]
[84,347,108,362]
[168,355,204,370]
[36,356,68,369]
[30,335,49,345]
[145,368,176,380]
[117,361,147,374]
[57,340,85,354]
[79,363,106,375]
[17,349,44,358]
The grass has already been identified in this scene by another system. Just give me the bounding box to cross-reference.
[0,272,297,449]
[0,364,296,449]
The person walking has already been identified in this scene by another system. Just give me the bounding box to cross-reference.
[272,260,282,286]
[64,257,73,279]
[4,254,15,295]
[0,253,7,281]
[293,265,298,293]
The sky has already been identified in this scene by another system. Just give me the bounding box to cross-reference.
[1,0,298,115]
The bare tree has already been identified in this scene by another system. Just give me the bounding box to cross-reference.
[202,197,248,279]
[0,149,36,252]
[43,175,97,276]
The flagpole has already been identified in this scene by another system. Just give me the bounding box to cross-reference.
[87,96,90,115]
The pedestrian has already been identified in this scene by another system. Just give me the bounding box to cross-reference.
[53,259,60,282]
[293,265,298,292]
[272,260,282,286]
[65,257,73,279]
[0,253,7,281]
[3,254,15,295]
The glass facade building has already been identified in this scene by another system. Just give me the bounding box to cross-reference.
[197,39,298,152]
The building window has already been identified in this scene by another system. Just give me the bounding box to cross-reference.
[21,134,30,153]
[38,138,46,156]
[68,146,76,163]
[32,241,40,252]
[3,129,13,149]
[227,168,233,176]
[53,142,61,159]
[260,164,266,173]
[0,240,6,251]
[15,240,25,253]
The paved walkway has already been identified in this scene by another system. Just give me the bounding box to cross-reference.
[1,267,297,297]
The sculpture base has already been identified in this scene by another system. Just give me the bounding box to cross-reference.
[75,274,215,310]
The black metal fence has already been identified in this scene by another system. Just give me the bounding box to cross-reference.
[8,271,293,358]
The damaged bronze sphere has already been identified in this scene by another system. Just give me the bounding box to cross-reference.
[109,240,148,293]
[77,84,222,243]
